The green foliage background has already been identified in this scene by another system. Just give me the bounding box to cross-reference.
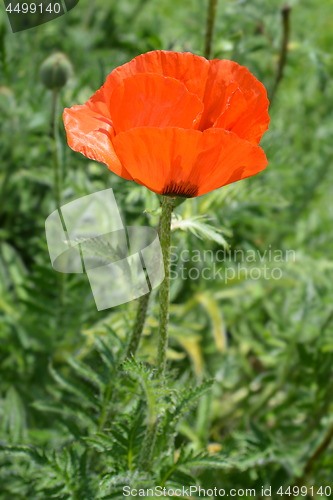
[1,0,333,497]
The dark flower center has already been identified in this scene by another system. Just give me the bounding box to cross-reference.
[162,180,198,198]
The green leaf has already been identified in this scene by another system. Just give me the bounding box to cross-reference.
[168,379,214,430]
[0,444,48,465]
[171,214,230,248]
[67,356,106,391]
[48,363,101,410]
[195,292,228,353]
[31,401,98,427]
[144,206,162,216]
[180,450,233,469]
[1,386,26,443]
[121,357,169,425]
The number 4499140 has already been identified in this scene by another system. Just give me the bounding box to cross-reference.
[277,486,332,497]
[6,3,62,14]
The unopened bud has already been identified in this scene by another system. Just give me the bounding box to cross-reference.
[40,52,72,90]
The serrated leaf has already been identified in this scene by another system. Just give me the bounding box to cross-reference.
[49,363,101,410]
[171,215,230,248]
[67,357,106,391]
[94,335,117,370]
[169,380,214,429]
[180,451,233,469]
[0,444,47,465]
[31,401,98,427]
[121,357,168,425]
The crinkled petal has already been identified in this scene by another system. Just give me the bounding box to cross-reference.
[84,84,113,119]
[200,59,270,145]
[63,104,133,180]
[109,73,204,134]
[105,50,210,101]
[64,51,269,187]
[113,127,268,197]
[105,52,269,145]
[213,87,247,130]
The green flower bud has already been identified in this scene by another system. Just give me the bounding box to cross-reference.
[40,52,72,90]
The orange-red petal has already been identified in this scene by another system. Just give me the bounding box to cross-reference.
[63,51,269,188]
[213,87,247,130]
[63,104,133,180]
[200,59,270,144]
[104,51,269,144]
[84,84,113,119]
[106,50,210,102]
[113,127,268,197]
[109,73,204,134]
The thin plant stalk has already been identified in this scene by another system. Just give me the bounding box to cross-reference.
[124,292,151,359]
[124,217,162,360]
[50,90,66,308]
[51,90,62,213]
[140,196,175,471]
[155,195,175,379]
[140,408,158,472]
[204,0,218,59]
[269,4,291,105]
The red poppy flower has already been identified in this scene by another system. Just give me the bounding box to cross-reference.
[63,51,269,198]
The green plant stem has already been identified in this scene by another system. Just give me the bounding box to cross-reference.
[204,0,218,59]
[124,217,162,360]
[125,292,151,359]
[140,372,159,471]
[97,380,113,432]
[51,90,66,309]
[140,420,157,472]
[140,197,175,472]
[51,91,62,213]
[269,4,291,106]
[156,196,175,380]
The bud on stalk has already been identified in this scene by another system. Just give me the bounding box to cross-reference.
[40,52,72,90]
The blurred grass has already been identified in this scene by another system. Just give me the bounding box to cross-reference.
[1,0,333,495]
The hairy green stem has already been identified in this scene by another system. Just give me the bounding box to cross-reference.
[124,217,162,360]
[140,197,175,472]
[156,196,175,380]
[140,356,159,471]
[125,292,151,359]
[140,420,157,472]
[204,0,218,59]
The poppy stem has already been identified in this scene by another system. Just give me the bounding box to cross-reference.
[140,418,157,472]
[51,90,66,309]
[124,292,151,359]
[51,90,62,212]
[124,217,162,360]
[156,195,176,380]
[269,4,291,106]
[204,0,218,59]
[140,197,175,472]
